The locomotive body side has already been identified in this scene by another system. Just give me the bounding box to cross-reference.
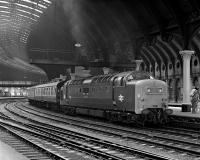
[68,80,113,109]
[112,79,136,112]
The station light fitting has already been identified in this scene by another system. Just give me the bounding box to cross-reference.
[75,43,82,47]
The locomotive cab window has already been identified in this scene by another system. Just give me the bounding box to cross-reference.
[126,72,152,81]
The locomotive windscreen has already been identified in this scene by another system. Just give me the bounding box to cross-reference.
[127,72,153,81]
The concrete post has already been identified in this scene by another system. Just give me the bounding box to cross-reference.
[135,60,143,71]
[179,50,194,112]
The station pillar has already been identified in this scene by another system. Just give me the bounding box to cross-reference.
[135,60,143,71]
[179,50,194,112]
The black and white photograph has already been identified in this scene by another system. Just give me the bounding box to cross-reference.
[0,0,200,160]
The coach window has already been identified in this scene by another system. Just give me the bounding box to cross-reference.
[51,87,53,95]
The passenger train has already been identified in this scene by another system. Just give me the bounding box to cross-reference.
[27,71,172,125]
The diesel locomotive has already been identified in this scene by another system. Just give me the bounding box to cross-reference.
[27,71,172,125]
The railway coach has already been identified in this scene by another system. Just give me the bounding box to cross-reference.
[27,71,172,125]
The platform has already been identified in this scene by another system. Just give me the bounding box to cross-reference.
[168,106,200,118]
[0,140,28,160]
[0,97,26,100]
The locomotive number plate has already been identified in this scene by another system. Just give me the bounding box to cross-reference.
[153,105,158,107]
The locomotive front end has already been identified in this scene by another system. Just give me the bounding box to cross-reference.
[135,79,172,124]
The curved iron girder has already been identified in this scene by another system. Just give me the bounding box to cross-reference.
[155,39,171,61]
[171,38,182,57]
[192,34,200,61]
[140,54,149,69]
[146,46,161,66]
[154,44,169,65]
[141,47,156,64]
[141,49,154,72]
[149,45,164,63]
[148,46,163,78]
[157,39,178,74]
[156,40,176,65]
[140,50,151,66]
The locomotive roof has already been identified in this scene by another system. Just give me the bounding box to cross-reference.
[30,81,59,89]
[91,71,150,79]
[69,71,151,85]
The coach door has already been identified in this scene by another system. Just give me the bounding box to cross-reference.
[113,77,127,110]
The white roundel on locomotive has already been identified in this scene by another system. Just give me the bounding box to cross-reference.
[118,94,124,102]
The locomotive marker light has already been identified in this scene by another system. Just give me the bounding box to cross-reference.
[142,109,150,114]
[118,94,124,102]
[165,109,173,115]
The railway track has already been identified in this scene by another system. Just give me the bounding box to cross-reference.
[0,127,53,160]
[0,104,97,160]
[14,103,200,140]
[2,102,200,159]
[0,108,170,160]
[0,120,97,160]
[168,115,200,130]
